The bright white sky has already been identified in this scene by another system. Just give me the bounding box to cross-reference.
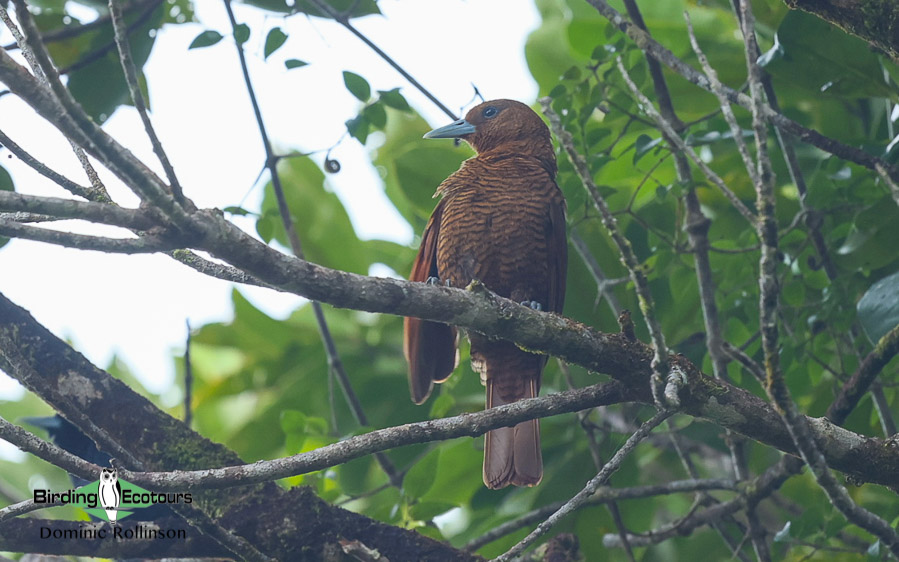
[0,1,540,402]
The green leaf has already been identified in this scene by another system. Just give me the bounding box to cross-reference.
[345,114,370,144]
[378,88,411,111]
[343,71,371,102]
[223,206,254,216]
[403,448,440,499]
[363,102,387,129]
[868,540,882,558]
[633,134,662,164]
[258,157,370,274]
[835,198,899,270]
[562,64,582,81]
[857,270,899,345]
[773,521,791,542]
[189,30,223,49]
[758,10,897,100]
[0,166,12,192]
[284,59,308,70]
[264,27,288,59]
[234,23,250,45]
[63,2,163,122]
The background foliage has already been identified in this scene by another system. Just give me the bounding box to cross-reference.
[1,0,899,560]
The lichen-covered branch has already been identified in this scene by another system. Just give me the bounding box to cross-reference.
[783,0,899,61]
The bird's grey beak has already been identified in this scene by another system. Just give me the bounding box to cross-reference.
[424,119,476,139]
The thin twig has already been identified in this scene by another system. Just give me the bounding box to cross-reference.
[0,218,176,253]
[109,0,189,208]
[570,228,624,314]
[26,382,628,492]
[876,163,899,208]
[617,4,763,555]
[465,477,737,552]
[737,0,899,554]
[184,320,193,427]
[727,0,837,281]
[685,12,760,191]
[613,58,756,224]
[0,128,95,199]
[58,0,164,76]
[826,323,899,425]
[494,410,672,561]
[542,97,671,405]
[305,0,457,120]
[6,0,187,222]
[222,0,400,487]
[0,3,111,202]
[1,0,157,51]
[0,190,154,229]
[584,0,899,183]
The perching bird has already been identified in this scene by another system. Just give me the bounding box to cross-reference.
[404,99,567,489]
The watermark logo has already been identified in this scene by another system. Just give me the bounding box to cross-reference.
[33,466,192,524]
[98,467,121,523]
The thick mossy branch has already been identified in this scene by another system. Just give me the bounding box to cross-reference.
[785,0,899,61]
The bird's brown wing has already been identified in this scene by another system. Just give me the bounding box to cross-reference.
[403,199,459,404]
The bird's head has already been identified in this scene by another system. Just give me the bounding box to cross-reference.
[424,99,555,174]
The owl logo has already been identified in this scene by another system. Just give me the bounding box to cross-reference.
[98,467,122,524]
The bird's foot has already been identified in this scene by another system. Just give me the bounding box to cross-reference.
[521,300,543,311]
[427,277,452,287]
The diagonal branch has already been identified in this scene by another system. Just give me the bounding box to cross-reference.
[110,0,188,207]
[584,0,899,183]
[495,410,672,561]
[305,0,457,120]
[0,218,178,253]
[0,128,95,200]
[0,191,154,229]
[541,98,671,404]
[221,0,400,487]
[464,478,737,552]
[736,0,899,555]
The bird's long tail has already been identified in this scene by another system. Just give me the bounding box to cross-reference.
[480,354,543,489]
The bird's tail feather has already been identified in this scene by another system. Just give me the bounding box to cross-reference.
[483,375,542,489]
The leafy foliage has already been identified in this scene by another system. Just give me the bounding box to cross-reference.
[34,0,194,122]
[3,0,899,560]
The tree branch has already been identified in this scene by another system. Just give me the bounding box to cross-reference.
[0,290,478,560]
[827,323,899,425]
[305,0,458,120]
[584,0,899,183]
[464,478,737,551]
[0,219,178,253]
[221,0,399,487]
[736,0,899,554]
[0,191,154,229]
[0,128,95,200]
[110,0,188,208]
[496,410,672,561]
[782,0,898,61]
[541,98,671,404]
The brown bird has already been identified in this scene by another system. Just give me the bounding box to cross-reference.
[403,99,568,489]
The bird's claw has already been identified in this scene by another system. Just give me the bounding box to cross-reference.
[426,277,453,287]
[521,300,543,311]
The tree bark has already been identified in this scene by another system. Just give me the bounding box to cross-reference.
[784,0,899,60]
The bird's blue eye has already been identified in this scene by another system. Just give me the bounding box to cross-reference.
[482,106,499,118]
